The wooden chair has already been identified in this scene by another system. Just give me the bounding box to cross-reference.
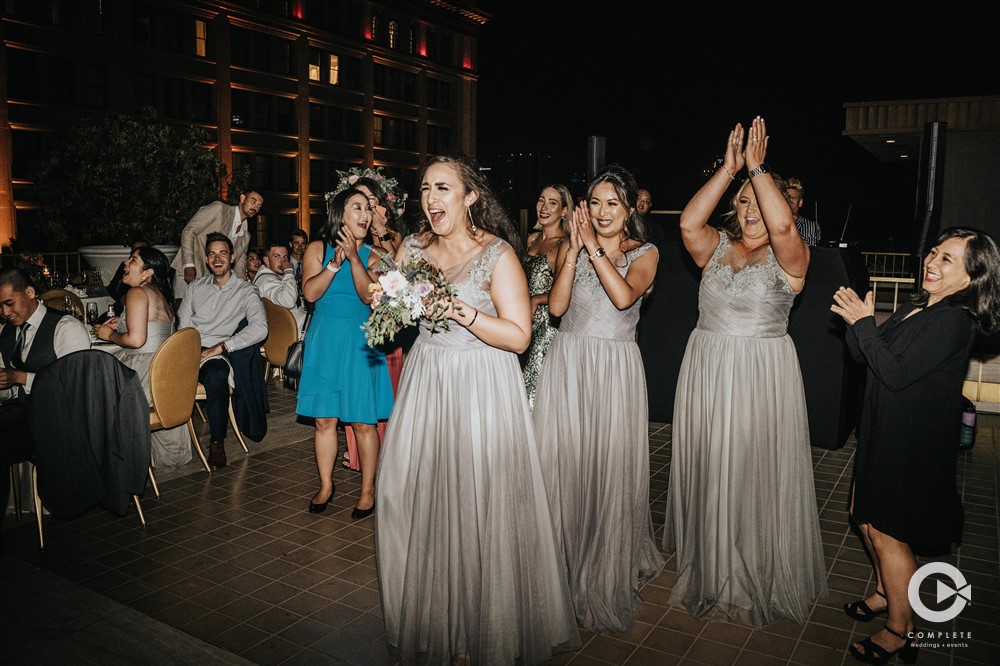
[38,288,84,319]
[261,298,298,381]
[148,327,209,473]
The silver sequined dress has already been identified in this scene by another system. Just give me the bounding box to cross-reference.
[521,252,558,409]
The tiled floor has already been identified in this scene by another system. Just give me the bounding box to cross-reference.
[3,379,998,665]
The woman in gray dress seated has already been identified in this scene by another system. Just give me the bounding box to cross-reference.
[663,117,826,626]
[93,246,190,468]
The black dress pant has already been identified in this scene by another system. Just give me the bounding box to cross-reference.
[198,359,230,442]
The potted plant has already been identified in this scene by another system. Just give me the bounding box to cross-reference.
[30,107,242,277]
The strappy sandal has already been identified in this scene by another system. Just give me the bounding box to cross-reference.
[844,589,888,622]
[341,452,352,469]
[849,624,918,665]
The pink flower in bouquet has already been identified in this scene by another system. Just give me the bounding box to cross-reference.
[371,290,383,307]
[379,270,406,297]
[413,280,433,299]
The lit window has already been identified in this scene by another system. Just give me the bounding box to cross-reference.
[195,19,207,57]
[389,21,398,49]
[371,17,378,41]
[328,54,339,85]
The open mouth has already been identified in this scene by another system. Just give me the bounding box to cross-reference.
[428,208,445,225]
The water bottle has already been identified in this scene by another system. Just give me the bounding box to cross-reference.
[959,398,977,449]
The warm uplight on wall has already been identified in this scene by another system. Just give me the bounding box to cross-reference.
[885,139,896,144]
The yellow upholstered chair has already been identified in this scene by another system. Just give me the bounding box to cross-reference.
[148,327,208,473]
[261,298,298,380]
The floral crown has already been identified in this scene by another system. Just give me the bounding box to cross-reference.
[324,166,408,219]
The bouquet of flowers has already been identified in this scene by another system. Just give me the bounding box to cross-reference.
[19,252,47,271]
[325,166,408,220]
[363,255,458,346]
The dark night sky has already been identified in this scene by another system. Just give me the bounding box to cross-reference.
[474,1,996,243]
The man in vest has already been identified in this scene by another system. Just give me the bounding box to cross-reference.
[1,267,91,551]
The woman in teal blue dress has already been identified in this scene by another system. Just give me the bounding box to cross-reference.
[297,188,394,519]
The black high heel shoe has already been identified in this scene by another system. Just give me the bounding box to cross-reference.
[308,484,335,514]
[849,624,918,665]
[844,590,888,622]
[351,503,375,520]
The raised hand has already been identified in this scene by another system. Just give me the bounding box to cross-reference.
[744,116,769,171]
[336,225,359,261]
[568,203,586,253]
[724,123,745,176]
[831,286,875,325]
[573,200,597,248]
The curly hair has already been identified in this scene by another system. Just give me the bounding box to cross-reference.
[413,151,521,254]
[719,174,792,240]
[913,226,1000,335]
[586,164,647,246]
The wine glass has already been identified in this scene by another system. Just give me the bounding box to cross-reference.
[86,302,99,325]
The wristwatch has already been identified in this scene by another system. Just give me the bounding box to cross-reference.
[589,247,606,261]
[747,163,771,178]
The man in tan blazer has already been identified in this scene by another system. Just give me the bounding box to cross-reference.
[171,191,263,299]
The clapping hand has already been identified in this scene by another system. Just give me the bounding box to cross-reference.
[570,201,596,250]
[744,116,768,171]
[335,225,359,262]
[724,123,745,176]
[831,286,875,325]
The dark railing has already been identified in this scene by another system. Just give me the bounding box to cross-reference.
[0,251,85,276]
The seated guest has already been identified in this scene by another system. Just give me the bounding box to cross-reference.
[289,229,308,285]
[0,267,91,549]
[105,239,151,317]
[252,242,306,332]
[93,246,192,469]
[246,248,262,283]
[177,232,268,470]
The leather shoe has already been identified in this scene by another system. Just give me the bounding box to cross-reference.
[207,440,227,470]
[351,504,375,520]
[309,484,335,513]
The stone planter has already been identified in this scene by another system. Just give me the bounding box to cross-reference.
[78,244,179,285]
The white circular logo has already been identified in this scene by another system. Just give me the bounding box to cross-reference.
[908,562,971,623]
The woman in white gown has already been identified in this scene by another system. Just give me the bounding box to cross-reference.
[375,152,580,664]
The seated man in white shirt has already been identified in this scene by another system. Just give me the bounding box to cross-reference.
[253,242,306,333]
[1,267,91,550]
[178,233,268,469]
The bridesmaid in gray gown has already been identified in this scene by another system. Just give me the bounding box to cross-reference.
[663,118,825,626]
[532,165,664,633]
[375,153,580,664]
[520,183,571,409]
[93,246,191,468]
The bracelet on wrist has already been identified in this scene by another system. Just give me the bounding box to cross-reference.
[721,166,736,180]
[325,261,340,273]
[589,247,606,261]
[747,163,771,178]
[466,309,479,327]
